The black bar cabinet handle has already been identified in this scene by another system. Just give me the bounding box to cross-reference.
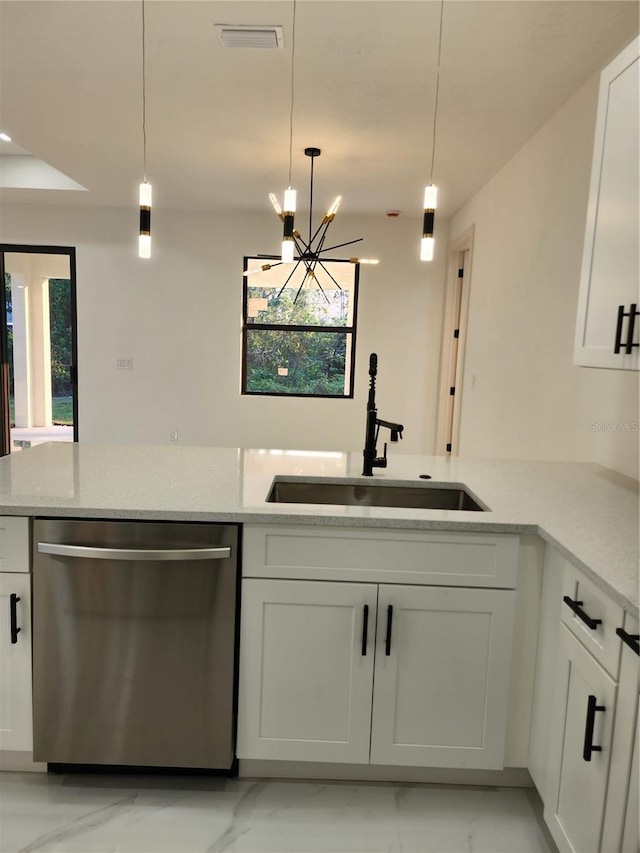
[625,303,638,355]
[616,627,640,657]
[385,605,393,656]
[583,694,605,761]
[361,605,369,656]
[563,596,602,631]
[614,305,625,353]
[9,594,21,644]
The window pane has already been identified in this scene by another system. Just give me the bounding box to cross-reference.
[245,258,355,327]
[245,329,351,396]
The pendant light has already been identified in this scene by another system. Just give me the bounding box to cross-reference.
[138,0,152,259]
[280,0,297,263]
[421,0,444,263]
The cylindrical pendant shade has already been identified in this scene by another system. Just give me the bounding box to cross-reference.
[420,236,434,262]
[139,234,151,259]
[139,181,152,207]
[423,185,438,209]
[283,187,297,213]
[281,239,295,263]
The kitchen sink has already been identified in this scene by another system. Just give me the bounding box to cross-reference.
[267,479,486,511]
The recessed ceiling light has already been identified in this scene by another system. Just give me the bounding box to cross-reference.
[0,133,11,142]
[214,24,284,49]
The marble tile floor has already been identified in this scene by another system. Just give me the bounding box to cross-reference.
[0,773,557,853]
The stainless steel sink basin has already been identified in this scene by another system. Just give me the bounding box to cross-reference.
[267,479,486,511]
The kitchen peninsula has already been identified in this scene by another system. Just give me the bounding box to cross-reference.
[0,442,636,613]
[1,442,638,852]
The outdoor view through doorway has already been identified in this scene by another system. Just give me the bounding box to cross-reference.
[1,248,77,455]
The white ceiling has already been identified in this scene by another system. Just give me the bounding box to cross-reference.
[0,1,637,219]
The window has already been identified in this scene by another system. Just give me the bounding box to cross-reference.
[241,256,359,397]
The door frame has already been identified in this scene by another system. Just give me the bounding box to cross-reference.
[0,244,78,456]
[435,225,474,456]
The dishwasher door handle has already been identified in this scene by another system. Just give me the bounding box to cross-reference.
[37,542,232,561]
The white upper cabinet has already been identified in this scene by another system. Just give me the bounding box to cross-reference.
[574,37,639,370]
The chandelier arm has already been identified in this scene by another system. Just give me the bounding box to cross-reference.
[311,225,332,260]
[308,218,332,249]
[292,233,309,256]
[313,277,331,304]
[276,260,303,299]
[316,260,343,291]
[292,274,308,305]
[317,238,364,254]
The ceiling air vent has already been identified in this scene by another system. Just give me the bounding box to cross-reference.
[215,24,284,49]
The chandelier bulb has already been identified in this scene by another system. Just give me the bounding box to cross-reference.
[281,239,295,264]
[269,193,283,218]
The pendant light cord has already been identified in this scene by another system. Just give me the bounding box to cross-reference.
[141,0,147,182]
[429,0,444,185]
[287,0,297,186]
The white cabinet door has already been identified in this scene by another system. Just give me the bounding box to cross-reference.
[370,584,516,769]
[237,578,377,764]
[0,572,33,752]
[574,37,639,370]
[601,616,639,853]
[545,624,617,853]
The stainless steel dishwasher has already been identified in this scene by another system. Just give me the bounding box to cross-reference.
[32,518,238,770]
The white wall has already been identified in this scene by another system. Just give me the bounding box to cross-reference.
[0,203,447,454]
[449,74,639,480]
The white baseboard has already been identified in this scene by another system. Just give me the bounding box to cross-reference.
[0,750,47,773]
[239,760,533,788]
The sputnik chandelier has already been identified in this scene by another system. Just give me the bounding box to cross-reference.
[245,0,376,302]
[244,147,378,303]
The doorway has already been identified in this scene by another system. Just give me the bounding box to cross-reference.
[435,226,474,456]
[0,245,78,456]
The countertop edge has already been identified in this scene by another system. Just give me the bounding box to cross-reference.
[4,502,637,619]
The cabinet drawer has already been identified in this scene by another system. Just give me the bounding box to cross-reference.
[243,525,519,588]
[561,563,623,678]
[0,517,30,574]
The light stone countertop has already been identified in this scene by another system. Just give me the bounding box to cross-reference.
[0,442,637,616]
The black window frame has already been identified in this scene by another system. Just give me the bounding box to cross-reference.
[241,254,359,399]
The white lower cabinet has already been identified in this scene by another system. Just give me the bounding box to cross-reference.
[534,549,638,853]
[545,624,617,853]
[237,577,516,770]
[0,571,34,753]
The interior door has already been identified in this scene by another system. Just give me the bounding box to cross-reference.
[0,245,78,456]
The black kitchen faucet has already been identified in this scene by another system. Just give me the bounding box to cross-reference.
[362,353,404,476]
